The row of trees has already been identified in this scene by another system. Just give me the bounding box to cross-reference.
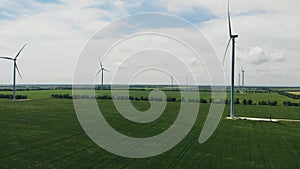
[51,94,73,99]
[0,88,58,91]
[52,94,298,107]
[52,94,177,102]
[0,94,27,99]
[283,101,300,107]
[245,90,273,93]
[258,100,278,106]
[50,94,254,105]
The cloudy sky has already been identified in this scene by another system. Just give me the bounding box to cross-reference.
[0,0,299,86]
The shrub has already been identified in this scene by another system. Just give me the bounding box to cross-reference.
[247,99,253,105]
[234,98,240,104]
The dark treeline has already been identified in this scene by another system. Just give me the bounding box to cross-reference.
[0,94,28,99]
[51,94,300,107]
[0,88,65,91]
[283,101,300,107]
[243,90,274,93]
[51,94,251,105]
[258,100,278,106]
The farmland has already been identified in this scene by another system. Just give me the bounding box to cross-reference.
[1,89,300,105]
[0,89,299,168]
[288,92,300,95]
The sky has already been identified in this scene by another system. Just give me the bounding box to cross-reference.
[0,0,299,86]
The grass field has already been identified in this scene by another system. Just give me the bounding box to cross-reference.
[1,89,299,105]
[0,90,299,168]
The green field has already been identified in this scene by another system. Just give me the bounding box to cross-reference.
[0,90,299,168]
[1,89,300,105]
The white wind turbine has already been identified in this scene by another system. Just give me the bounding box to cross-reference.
[222,0,239,119]
[238,73,241,92]
[241,68,245,94]
[0,44,26,101]
[96,62,109,95]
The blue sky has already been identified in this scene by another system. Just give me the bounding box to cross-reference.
[0,0,299,86]
[0,0,217,24]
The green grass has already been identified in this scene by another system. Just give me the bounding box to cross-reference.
[0,90,299,168]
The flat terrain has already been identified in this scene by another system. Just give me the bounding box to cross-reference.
[1,89,300,105]
[0,90,299,168]
[288,92,300,95]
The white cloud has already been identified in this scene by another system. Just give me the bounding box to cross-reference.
[197,0,300,86]
[0,0,299,86]
[113,0,124,8]
[239,46,283,65]
[0,0,119,84]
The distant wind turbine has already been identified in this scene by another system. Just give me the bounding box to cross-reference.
[222,0,238,119]
[0,44,26,101]
[96,62,109,95]
[241,68,245,94]
[185,76,188,86]
[238,73,241,92]
[170,75,174,86]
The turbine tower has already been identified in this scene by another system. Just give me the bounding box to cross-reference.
[186,76,188,86]
[0,44,26,101]
[241,68,245,94]
[223,0,238,119]
[96,62,109,95]
[238,73,241,92]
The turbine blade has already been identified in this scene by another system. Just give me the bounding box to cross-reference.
[0,56,14,60]
[15,44,27,59]
[222,38,232,66]
[227,0,232,36]
[103,68,109,72]
[100,62,103,69]
[95,69,102,76]
[15,63,22,79]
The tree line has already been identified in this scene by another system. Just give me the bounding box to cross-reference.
[283,101,300,107]
[0,94,28,99]
[51,94,250,105]
[51,94,300,107]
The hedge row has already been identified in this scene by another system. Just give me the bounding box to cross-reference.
[258,100,278,106]
[53,94,298,107]
[0,94,28,99]
[50,94,255,105]
[283,101,300,107]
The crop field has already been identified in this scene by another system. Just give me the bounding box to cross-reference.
[288,92,300,95]
[0,89,299,168]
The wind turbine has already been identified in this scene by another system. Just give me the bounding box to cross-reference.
[96,61,109,95]
[238,73,241,92]
[241,68,245,94]
[185,76,188,86]
[0,44,26,101]
[171,75,174,86]
[223,0,238,119]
